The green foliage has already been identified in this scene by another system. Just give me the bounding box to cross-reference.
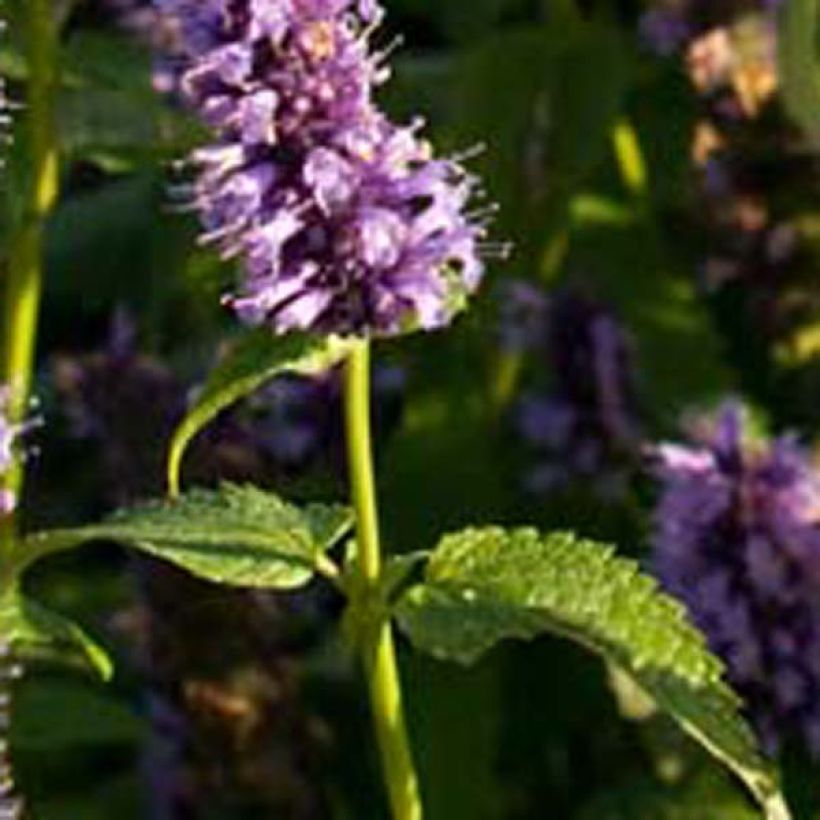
[404,656,504,820]
[58,30,200,168]
[395,527,788,818]
[0,25,199,170]
[167,331,356,495]
[45,175,170,307]
[779,0,820,144]
[577,769,760,820]
[0,589,112,681]
[28,776,144,820]
[0,2,809,816]
[447,23,632,277]
[12,677,144,752]
[13,677,146,820]
[25,484,352,590]
[389,0,524,44]
[566,202,733,423]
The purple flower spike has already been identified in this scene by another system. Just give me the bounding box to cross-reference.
[503,286,642,502]
[158,0,501,336]
[650,401,820,756]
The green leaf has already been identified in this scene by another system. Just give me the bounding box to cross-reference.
[25,484,351,591]
[565,203,733,422]
[447,24,632,279]
[12,678,145,752]
[0,591,112,682]
[577,768,760,820]
[779,0,820,145]
[0,29,200,167]
[167,331,356,496]
[395,528,790,819]
[28,775,145,820]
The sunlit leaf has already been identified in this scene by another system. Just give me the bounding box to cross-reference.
[0,590,112,682]
[396,528,790,819]
[25,484,351,591]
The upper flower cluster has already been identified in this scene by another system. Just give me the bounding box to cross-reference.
[157,0,495,336]
[651,402,820,755]
[499,283,642,501]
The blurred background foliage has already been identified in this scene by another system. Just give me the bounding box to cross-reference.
[4,0,820,817]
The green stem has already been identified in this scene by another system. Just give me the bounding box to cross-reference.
[610,116,649,202]
[1,2,60,556]
[343,339,423,820]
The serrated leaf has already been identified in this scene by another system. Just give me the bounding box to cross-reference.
[24,484,351,591]
[0,591,112,681]
[167,332,356,496]
[395,528,790,819]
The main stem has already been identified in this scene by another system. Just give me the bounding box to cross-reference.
[344,339,422,820]
[0,1,59,558]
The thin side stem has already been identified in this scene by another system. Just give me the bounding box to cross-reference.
[0,2,60,556]
[611,116,649,202]
[343,339,423,820]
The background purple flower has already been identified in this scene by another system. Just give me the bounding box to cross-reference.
[51,318,357,818]
[650,402,820,755]
[53,312,406,495]
[638,0,811,377]
[496,280,549,353]
[500,284,642,501]
[98,0,186,94]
